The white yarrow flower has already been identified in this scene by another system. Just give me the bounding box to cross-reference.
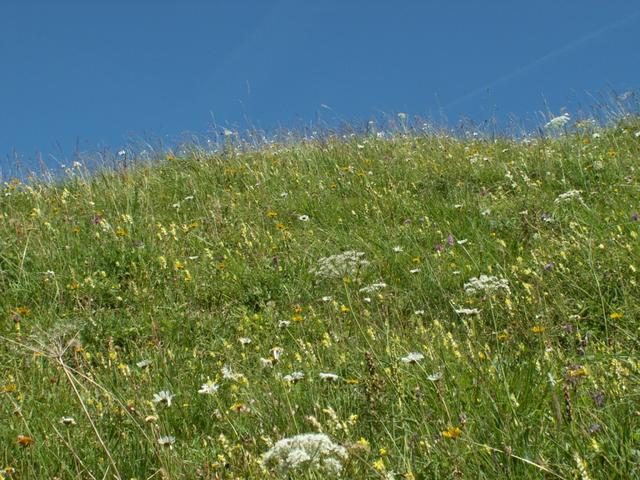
[464,275,510,296]
[319,372,340,382]
[401,352,424,364]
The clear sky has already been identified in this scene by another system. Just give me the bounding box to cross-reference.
[1,0,639,171]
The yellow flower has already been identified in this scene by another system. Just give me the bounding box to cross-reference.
[609,312,623,319]
[14,306,30,316]
[373,458,385,471]
[345,378,360,385]
[1,383,17,393]
[356,437,370,448]
[340,305,350,313]
[531,325,545,333]
[174,260,185,270]
[292,315,304,323]
[569,366,588,378]
[441,426,462,439]
[266,210,278,219]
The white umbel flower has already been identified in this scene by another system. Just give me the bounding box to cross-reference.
[544,113,570,130]
[464,275,510,296]
[310,251,369,278]
[262,433,348,476]
[401,352,424,364]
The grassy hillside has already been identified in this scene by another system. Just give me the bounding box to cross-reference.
[1,120,639,479]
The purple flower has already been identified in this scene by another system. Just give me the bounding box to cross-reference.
[446,234,455,246]
[632,212,639,222]
[543,262,555,271]
[434,243,445,253]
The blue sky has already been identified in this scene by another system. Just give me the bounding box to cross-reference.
[1,0,639,171]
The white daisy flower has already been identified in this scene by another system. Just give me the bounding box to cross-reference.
[198,381,220,395]
[60,416,76,426]
[152,390,174,407]
[319,373,340,382]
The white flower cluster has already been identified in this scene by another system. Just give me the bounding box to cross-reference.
[359,282,387,293]
[310,251,369,278]
[463,275,510,296]
[544,113,571,130]
[554,189,583,204]
[262,433,348,476]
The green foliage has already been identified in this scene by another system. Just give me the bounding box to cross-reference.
[1,122,639,479]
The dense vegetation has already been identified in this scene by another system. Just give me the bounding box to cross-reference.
[1,119,639,479]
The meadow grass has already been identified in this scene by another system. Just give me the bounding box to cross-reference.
[1,118,639,479]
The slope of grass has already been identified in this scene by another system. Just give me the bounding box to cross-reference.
[1,120,639,479]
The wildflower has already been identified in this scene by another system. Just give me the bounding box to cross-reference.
[152,390,174,407]
[441,426,462,439]
[359,282,387,293]
[427,372,443,381]
[339,305,350,313]
[283,371,305,383]
[543,262,555,270]
[2,467,16,478]
[319,373,340,382]
[158,436,175,449]
[310,251,369,278]
[238,337,252,345]
[16,435,34,447]
[453,307,481,315]
[373,458,386,471]
[198,381,220,395]
[531,325,545,333]
[609,312,623,319]
[321,296,333,302]
[298,215,310,221]
[554,189,582,204]
[262,433,348,476]
[409,268,421,274]
[136,359,152,369]
[464,274,510,295]
[278,320,291,328]
[568,366,588,378]
[414,310,425,315]
[266,210,278,219]
[392,245,403,253]
[60,416,76,426]
[229,402,250,413]
[400,352,424,364]
[544,113,571,130]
